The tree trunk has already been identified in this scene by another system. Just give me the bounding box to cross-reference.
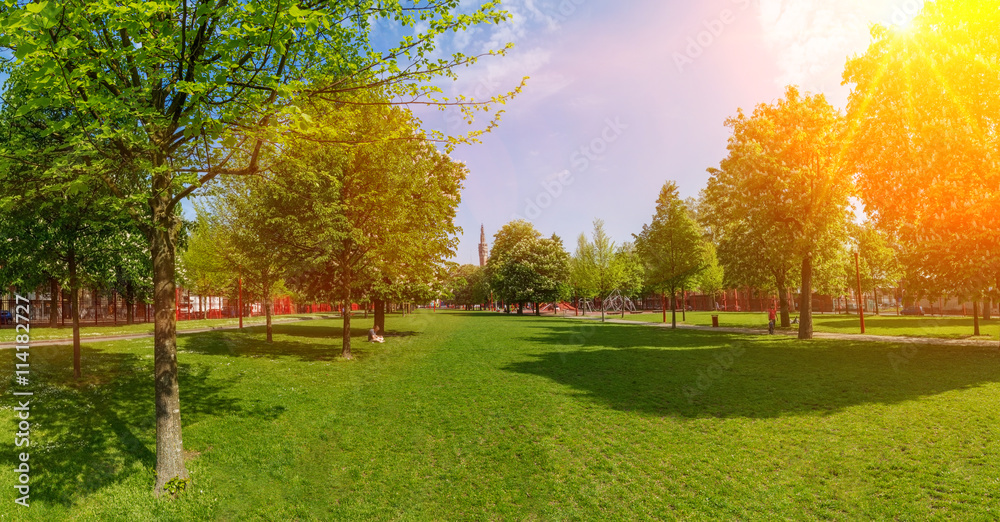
[798,256,813,340]
[68,246,81,379]
[150,196,189,496]
[534,302,540,316]
[342,287,353,359]
[670,291,677,329]
[775,272,790,327]
[973,300,981,336]
[126,281,135,325]
[374,299,386,334]
[264,283,273,343]
[681,287,686,322]
[49,278,59,328]
[518,302,524,315]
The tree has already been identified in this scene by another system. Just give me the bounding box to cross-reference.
[194,174,292,342]
[695,243,725,308]
[634,181,705,328]
[444,264,490,309]
[177,219,236,319]
[488,220,570,315]
[850,222,902,315]
[614,242,646,301]
[843,0,1000,336]
[0,1,521,493]
[569,219,623,322]
[272,104,465,358]
[0,86,148,376]
[701,86,850,339]
[569,233,596,313]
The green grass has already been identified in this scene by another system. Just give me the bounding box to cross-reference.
[2,311,999,519]
[624,311,1000,340]
[0,313,341,341]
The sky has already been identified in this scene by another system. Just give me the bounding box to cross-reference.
[426,0,925,266]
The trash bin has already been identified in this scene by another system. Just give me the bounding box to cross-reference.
[711,315,719,327]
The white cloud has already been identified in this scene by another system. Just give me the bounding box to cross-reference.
[757,0,925,99]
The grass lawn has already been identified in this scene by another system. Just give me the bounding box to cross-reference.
[2,311,998,519]
[0,313,340,342]
[623,310,1000,340]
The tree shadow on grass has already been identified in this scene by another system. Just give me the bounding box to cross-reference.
[506,322,1000,419]
[0,343,281,507]
[815,316,998,334]
[179,327,400,363]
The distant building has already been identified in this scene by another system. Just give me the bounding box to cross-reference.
[478,224,488,267]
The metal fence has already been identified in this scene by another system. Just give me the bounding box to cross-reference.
[0,290,305,328]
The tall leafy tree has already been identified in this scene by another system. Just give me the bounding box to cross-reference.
[695,243,725,308]
[193,175,288,342]
[614,242,646,301]
[272,105,465,358]
[634,181,705,328]
[445,264,489,309]
[569,219,623,322]
[702,86,850,339]
[568,232,597,314]
[843,0,1000,335]
[0,85,146,377]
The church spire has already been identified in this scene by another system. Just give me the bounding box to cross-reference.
[478,224,488,267]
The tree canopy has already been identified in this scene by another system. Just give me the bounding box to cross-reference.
[702,86,850,336]
[843,0,1000,313]
[634,181,705,328]
[488,220,569,315]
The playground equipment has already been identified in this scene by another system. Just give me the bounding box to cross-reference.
[578,298,597,314]
[602,289,637,314]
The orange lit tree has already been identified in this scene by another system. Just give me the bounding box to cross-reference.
[702,86,850,339]
[843,0,1000,334]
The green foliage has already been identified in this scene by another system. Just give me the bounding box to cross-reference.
[162,476,191,498]
[266,103,465,309]
[613,242,646,300]
[446,264,491,307]
[849,222,903,295]
[569,233,597,300]
[694,243,725,299]
[843,0,1000,300]
[488,220,570,309]
[634,182,706,297]
[701,86,850,330]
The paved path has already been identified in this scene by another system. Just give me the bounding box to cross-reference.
[0,315,340,348]
[565,315,1000,348]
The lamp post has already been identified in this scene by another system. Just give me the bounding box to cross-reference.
[854,250,865,334]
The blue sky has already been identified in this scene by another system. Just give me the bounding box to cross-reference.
[425,0,924,265]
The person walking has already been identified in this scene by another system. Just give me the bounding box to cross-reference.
[768,307,777,335]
